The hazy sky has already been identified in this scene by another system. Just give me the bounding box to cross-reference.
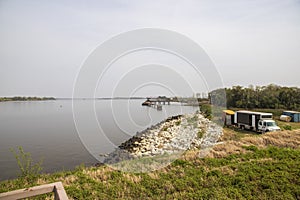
[1,0,300,97]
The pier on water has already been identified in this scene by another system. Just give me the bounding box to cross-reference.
[141,96,209,110]
[142,96,170,110]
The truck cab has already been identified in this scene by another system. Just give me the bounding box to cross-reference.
[258,119,281,132]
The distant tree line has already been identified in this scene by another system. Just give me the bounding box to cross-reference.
[0,96,56,102]
[213,84,300,110]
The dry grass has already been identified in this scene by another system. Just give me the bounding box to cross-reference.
[208,157,275,176]
[122,173,142,183]
[63,175,78,186]
[243,130,300,148]
[148,172,159,179]
[207,129,300,158]
[207,142,247,158]
[211,165,236,175]
[82,167,114,182]
[36,177,48,185]
[181,150,199,161]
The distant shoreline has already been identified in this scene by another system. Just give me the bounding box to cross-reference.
[57,97,147,100]
[0,96,150,102]
[0,97,56,102]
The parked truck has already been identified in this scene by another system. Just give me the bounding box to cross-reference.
[234,110,280,133]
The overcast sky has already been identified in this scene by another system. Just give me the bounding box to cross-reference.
[1,0,300,97]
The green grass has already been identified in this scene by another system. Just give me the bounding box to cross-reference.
[1,146,299,199]
[276,120,300,130]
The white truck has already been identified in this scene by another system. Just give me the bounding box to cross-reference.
[234,110,281,133]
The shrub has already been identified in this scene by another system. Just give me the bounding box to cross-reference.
[197,130,204,138]
[175,120,181,126]
[200,104,212,119]
[10,146,43,182]
[283,125,292,130]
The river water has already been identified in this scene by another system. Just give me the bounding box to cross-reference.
[0,100,197,180]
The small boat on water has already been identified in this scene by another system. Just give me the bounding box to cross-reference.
[142,101,151,106]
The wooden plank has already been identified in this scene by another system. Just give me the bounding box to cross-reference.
[54,182,69,200]
[0,182,68,200]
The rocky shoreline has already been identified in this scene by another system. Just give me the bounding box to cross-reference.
[103,112,223,165]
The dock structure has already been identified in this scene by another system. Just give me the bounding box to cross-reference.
[147,96,171,105]
[142,96,171,110]
[142,96,210,109]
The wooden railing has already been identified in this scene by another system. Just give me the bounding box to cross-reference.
[0,182,68,200]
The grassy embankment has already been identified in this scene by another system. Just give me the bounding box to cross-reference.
[1,126,300,199]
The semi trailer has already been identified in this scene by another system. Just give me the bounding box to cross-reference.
[234,110,280,133]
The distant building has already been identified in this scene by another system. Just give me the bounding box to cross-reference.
[194,92,208,99]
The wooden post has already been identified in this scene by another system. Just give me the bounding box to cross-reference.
[54,182,69,200]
